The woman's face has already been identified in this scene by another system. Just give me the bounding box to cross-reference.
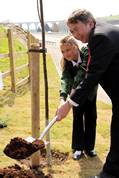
[60,43,78,61]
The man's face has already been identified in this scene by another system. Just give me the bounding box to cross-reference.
[68,20,93,43]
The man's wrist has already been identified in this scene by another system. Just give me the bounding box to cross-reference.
[67,98,79,107]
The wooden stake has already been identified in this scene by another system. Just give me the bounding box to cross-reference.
[30,43,40,167]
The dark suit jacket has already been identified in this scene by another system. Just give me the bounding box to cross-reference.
[70,22,119,105]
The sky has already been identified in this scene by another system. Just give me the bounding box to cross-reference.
[0,0,119,23]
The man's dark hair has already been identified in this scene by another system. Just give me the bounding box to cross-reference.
[67,9,96,25]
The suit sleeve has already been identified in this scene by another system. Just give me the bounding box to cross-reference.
[70,35,114,106]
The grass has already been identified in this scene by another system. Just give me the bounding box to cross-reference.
[0,53,112,177]
[0,25,28,90]
[97,14,119,21]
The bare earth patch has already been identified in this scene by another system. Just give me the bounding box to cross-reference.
[1,145,69,177]
[0,164,52,178]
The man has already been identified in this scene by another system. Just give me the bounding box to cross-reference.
[56,9,119,178]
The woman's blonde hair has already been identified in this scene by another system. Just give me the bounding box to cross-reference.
[60,35,79,71]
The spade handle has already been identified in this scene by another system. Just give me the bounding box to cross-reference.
[39,116,57,140]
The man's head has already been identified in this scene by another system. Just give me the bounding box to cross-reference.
[67,9,96,43]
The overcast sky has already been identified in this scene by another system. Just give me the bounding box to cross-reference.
[0,0,119,22]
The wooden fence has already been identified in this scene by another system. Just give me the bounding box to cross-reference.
[0,25,43,166]
[0,25,40,93]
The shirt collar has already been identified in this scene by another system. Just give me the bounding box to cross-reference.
[72,54,82,66]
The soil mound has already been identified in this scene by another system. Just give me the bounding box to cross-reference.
[0,164,52,178]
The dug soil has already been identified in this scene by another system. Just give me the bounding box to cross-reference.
[0,164,52,178]
[1,140,69,178]
[3,137,45,160]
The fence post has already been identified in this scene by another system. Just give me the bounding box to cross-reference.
[29,43,40,167]
[27,32,31,83]
[27,32,40,83]
[8,29,16,92]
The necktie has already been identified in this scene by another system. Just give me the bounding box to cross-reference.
[87,48,91,69]
[85,48,91,78]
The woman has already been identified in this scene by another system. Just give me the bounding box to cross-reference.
[59,35,98,160]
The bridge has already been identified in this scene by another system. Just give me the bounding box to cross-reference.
[13,19,119,32]
[1,19,119,33]
[14,20,68,33]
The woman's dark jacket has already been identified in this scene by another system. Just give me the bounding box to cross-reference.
[60,47,98,101]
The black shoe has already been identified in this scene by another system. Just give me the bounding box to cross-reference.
[85,150,97,157]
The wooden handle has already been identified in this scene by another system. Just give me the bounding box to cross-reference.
[39,116,57,140]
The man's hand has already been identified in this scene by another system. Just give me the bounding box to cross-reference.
[60,98,65,106]
[56,100,72,121]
